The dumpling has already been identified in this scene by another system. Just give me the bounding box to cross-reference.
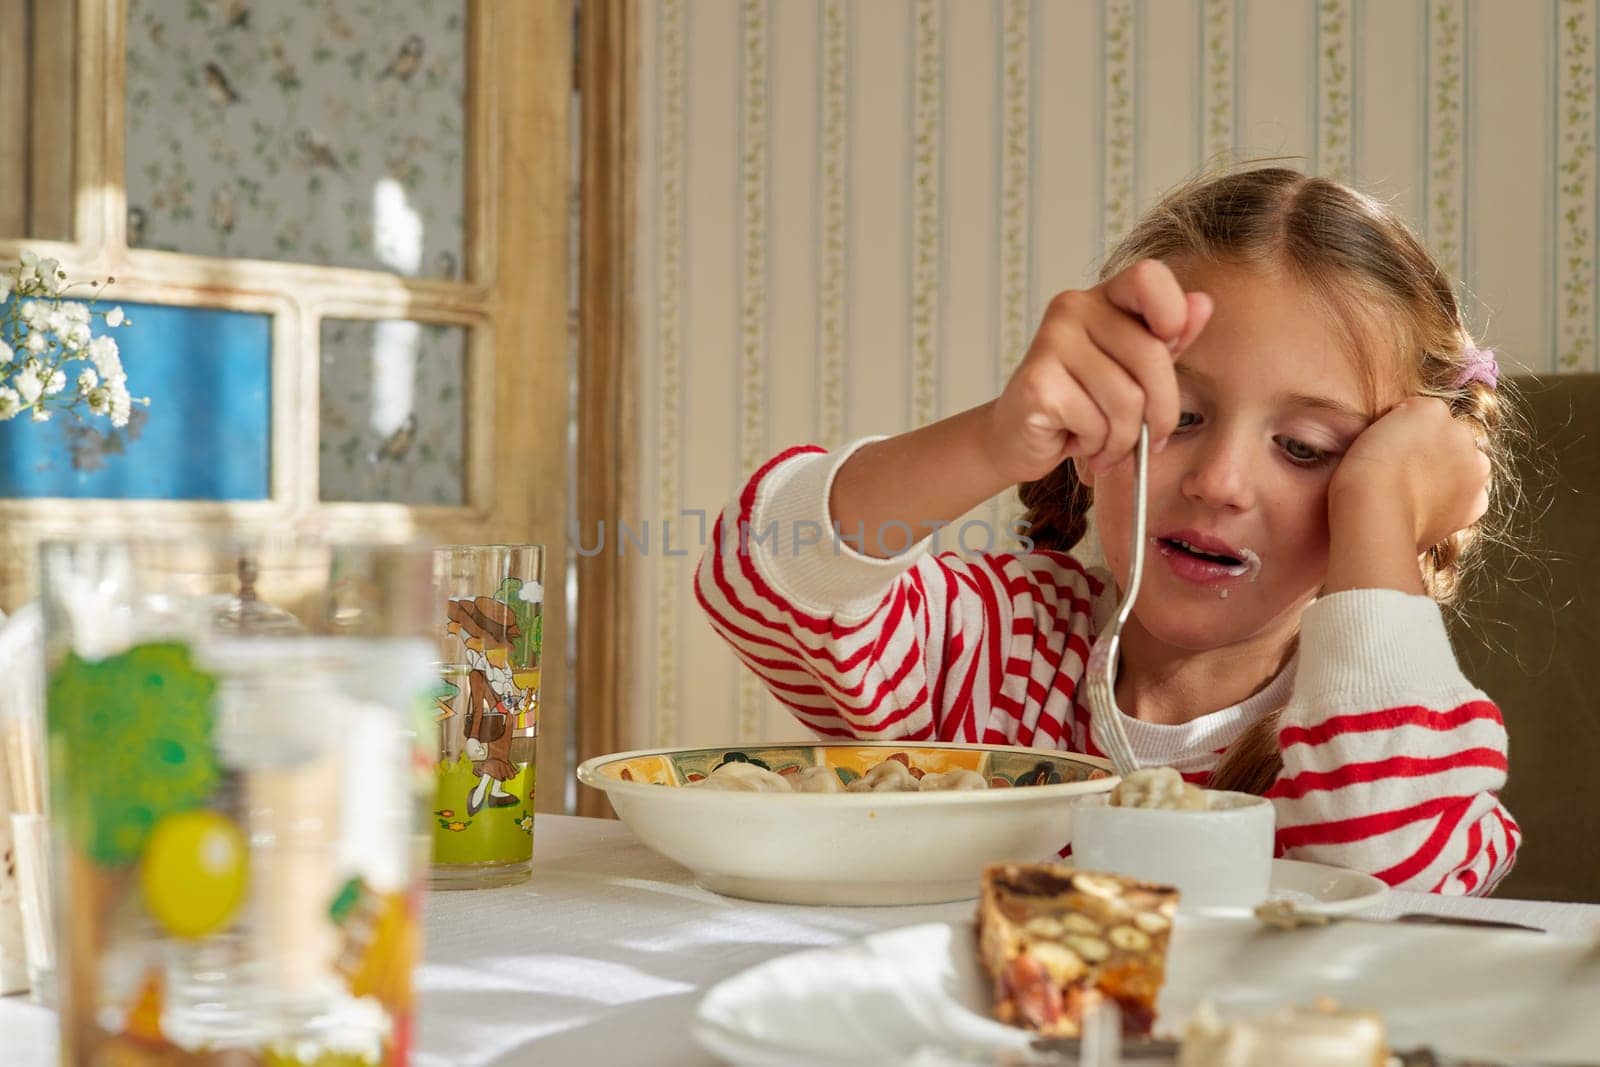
[846,758,920,793]
[1109,766,1208,810]
[688,761,793,792]
[791,766,845,793]
[918,769,987,791]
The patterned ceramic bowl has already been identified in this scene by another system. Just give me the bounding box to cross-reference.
[576,741,1116,905]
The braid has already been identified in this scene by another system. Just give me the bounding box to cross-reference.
[1206,716,1285,796]
[1017,459,1093,554]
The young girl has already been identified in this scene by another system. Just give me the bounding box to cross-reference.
[695,166,1518,896]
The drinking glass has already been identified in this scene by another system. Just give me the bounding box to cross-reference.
[0,601,48,1001]
[39,539,434,1065]
[10,812,53,1003]
[429,544,544,889]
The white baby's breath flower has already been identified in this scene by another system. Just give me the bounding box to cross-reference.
[4,255,141,427]
[13,366,42,405]
[109,380,132,427]
[87,334,121,378]
[517,580,544,605]
[36,257,62,294]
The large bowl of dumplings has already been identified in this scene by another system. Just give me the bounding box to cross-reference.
[576,741,1117,905]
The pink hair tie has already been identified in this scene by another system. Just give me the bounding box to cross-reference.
[1454,347,1499,391]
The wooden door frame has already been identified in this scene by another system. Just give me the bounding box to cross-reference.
[574,0,637,816]
[0,0,575,811]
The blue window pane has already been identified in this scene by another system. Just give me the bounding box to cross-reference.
[0,301,271,500]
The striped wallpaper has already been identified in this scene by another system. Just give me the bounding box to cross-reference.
[631,0,1588,751]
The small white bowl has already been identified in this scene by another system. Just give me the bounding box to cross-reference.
[1069,790,1276,909]
[576,741,1117,906]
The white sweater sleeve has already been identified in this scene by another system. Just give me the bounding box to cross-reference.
[1269,589,1520,896]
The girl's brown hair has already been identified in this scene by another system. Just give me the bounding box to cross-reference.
[1018,165,1522,794]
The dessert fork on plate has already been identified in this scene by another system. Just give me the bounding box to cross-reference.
[1021,1035,1544,1065]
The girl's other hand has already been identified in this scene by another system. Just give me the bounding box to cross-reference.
[1330,396,1491,552]
[987,259,1213,483]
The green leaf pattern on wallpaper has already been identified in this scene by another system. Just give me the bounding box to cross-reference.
[125,0,465,277]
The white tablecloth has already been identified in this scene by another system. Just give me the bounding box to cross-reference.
[5,814,1599,1065]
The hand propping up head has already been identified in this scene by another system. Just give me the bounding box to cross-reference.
[1331,395,1492,555]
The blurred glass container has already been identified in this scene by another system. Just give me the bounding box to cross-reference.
[39,539,435,1065]
[0,602,46,1001]
[10,811,52,1002]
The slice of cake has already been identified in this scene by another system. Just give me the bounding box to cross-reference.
[977,863,1179,1037]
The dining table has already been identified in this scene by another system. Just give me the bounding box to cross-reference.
[4,813,1599,1065]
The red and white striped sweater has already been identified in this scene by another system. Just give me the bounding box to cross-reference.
[694,441,1520,896]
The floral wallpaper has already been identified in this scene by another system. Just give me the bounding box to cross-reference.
[318,317,464,506]
[124,0,466,280]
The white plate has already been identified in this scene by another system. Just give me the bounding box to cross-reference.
[694,916,1600,1066]
[1236,857,1389,915]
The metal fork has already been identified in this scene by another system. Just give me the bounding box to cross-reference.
[1082,423,1149,779]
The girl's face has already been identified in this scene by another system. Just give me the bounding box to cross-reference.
[1083,261,1401,654]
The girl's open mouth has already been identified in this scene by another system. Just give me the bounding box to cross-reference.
[1150,533,1261,585]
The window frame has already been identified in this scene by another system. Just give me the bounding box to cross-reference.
[0,0,575,810]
